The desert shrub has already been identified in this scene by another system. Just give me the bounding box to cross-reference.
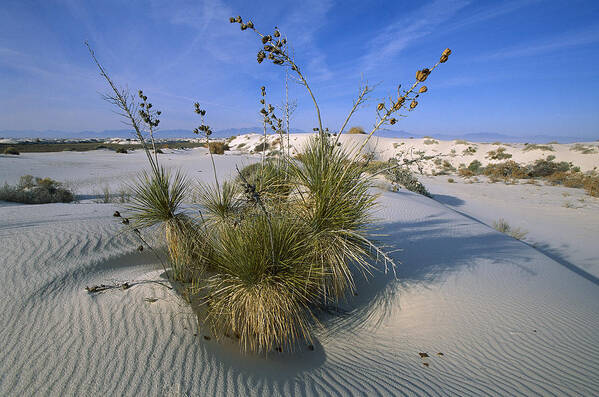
[116,147,128,154]
[458,167,473,177]
[527,158,571,177]
[208,141,229,154]
[236,142,246,149]
[462,146,477,155]
[523,144,554,152]
[492,218,527,240]
[154,148,164,154]
[95,145,108,149]
[454,139,468,145]
[0,175,74,204]
[447,178,455,183]
[3,146,20,155]
[237,160,290,199]
[254,141,270,152]
[487,147,512,160]
[347,126,365,134]
[468,159,483,174]
[386,158,431,197]
[423,139,438,145]
[484,161,527,179]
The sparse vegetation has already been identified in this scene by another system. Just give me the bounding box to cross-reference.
[423,139,439,145]
[492,218,528,240]
[523,144,554,152]
[116,147,128,154]
[487,147,512,160]
[0,175,74,204]
[570,144,597,154]
[254,141,270,152]
[462,146,477,155]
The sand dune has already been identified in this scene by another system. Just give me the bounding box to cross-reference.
[1,144,599,395]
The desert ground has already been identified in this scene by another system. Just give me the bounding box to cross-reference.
[1,134,598,396]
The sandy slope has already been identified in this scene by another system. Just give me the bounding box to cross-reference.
[1,148,599,395]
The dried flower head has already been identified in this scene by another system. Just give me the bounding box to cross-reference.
[419,86,428,93]
[377,103,385,111]
[229,17,236,23]
[410,100,418,109]
[262,35,271,44]
[390,118,397,125]
[235,16,242,23]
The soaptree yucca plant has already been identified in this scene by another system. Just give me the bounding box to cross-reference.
[231,16,450,300]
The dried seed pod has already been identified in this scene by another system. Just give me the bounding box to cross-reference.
[390,118,397,125]
[274,30,280,37]
[235,16,242,23]
[416,69,430,82]
[264,45,274,52]
[257,50,265,63]
[419,86,428,93]
[260,99,265,104]
[137,245,143,252]
[229,17,236,23]
[113,211,121,217]
[377,103,385,111]
[240,23,247,30]
[262,35,271,44]
[268,53,275,60]
[157,111,161,115]
[200,110,206,116]
[410,100,418,109]
[246,21,254,29]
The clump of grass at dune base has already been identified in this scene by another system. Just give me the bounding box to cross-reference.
[0,175,74,204]
[492,218,528,240]
[86,15,452,354]
[457,156,598,197]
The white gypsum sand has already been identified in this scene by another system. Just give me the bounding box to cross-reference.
[0,143,598,395]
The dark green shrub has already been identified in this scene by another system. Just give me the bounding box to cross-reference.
[347,126,365,134]
[209,141,229,154]
[0,175,74,204]
[116,147,128,154]
[3,147,20,155]
[487,147,512,160]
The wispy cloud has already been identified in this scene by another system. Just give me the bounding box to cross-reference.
[360,0,470,71]
[475,25,599,61]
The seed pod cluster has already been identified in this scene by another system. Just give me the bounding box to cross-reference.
[440,48,451,63]
[193,103,212,136]
[416,68,431,82]
[230,17,289,67]
[137,90,160,128]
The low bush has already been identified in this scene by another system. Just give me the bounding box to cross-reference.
[116,147,128,154]
[208,141,229,154]
[423,139,438,145]
[385,158,431,197]
[3,147,20,155]
[347,126,365,134]
[0,175,74,204]
[487,147,512,160]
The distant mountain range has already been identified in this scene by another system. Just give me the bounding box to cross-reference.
[0,128,595,143]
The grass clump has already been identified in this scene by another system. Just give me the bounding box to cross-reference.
[492,218,528,240]
[0,175,74,204]
[423,139,438,145]
[3,146,20,155]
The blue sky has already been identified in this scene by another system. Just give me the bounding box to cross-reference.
[1,0,598,139]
